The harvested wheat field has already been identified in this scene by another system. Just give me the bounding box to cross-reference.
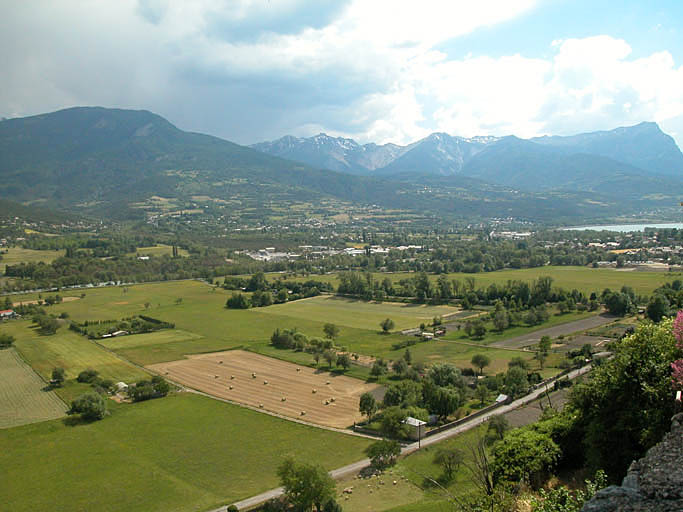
[148,350,378,428]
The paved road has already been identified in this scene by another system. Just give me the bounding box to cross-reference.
[213,364,593,512]
[489,314,616,349]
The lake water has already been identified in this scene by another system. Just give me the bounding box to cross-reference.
[565,222,683,232]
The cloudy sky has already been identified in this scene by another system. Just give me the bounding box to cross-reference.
[2,0,683,147]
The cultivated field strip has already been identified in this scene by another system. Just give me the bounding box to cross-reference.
[0,349,67,428]
[149,350,378,428]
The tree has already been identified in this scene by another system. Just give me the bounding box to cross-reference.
[472,320,487,339]
[365,439,401,469]
[570,317,681,480]
[508,356,530,370]
[226,292,250,309]
[425,383,464,420]
[433,447,464,481]
[68,391,107,421]
[323,323,340,340]
[246,272,269,292]
[492,310,509,332]
[403,348,412,365]
[51,367,65,387]
[380,318,395,333]
[77,368,99,383]
[646,293,670,323]
[491,429,560,488]
[0,332,15,348]
[392,358,407,375]
[370,358,388,376]
[485,415,509,445]
[427,363,464,388]
[336,352,351,370]
[359,392,377,422]
[475,383,488,406]
[504,366,529,398]
[380,406,409,438]
[277,457,336,512]
[471,354,491,376]
[538,335,552,356]
[323,349,336,368]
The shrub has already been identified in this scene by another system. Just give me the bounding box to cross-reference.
[68,392,107,421]
[77,368,99,383]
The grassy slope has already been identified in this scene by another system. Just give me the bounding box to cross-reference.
[0,393,372,512]
[0,348,67,428]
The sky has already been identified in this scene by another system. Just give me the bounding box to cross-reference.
[2,0,683,147]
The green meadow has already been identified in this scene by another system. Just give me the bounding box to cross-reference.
[0,247,64,272]
[268,265,676,296]
[0,348,67,428]
[0,393,372,512]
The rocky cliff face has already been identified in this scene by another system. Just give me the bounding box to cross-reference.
[581,413,683,512]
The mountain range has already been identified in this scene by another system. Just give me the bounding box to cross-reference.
[0,106,681,224]
[252,123,683,195]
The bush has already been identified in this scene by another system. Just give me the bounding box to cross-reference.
[225,292,250,309]
[0,333,15,348]
[77,368,99,383]
[129,376,170,402]
[68,392,107,421]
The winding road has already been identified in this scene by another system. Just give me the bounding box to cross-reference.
[212,364,593,511]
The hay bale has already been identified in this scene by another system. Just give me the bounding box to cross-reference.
[215,375,219,378]
[218,360,223,364]
[281,397,286,402]
[263,380,268,385]
[324,400,329,405]
[230,375,235,380]
[258,403,264,408]
[300,410,306,416]
[229,385,233,390]
[330,397,336,402]
[296,368,301,372]
[312,388,317,394]
[326,380,330,385]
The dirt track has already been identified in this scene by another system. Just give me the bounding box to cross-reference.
[490,313,616,349]
[148,350,378,428]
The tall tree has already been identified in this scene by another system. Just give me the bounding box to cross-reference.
[277,457,336,512]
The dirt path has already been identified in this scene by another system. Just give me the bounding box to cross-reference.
[12,296,80,306]
[489,314,616,349]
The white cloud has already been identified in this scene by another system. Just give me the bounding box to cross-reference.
[1,2,682,148]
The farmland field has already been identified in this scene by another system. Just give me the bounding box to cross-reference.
[267,266,676,296]
[0,247,64,272]
[4,321,148,382]
[149,350,378,428]
[0,349,67,428]
[129,244,189,258]
[0,393,372,512]
[260,295,461,331]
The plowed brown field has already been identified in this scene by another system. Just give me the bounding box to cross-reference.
[148,350,378,428]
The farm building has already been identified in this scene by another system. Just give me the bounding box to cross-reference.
[0,309,17,320]
[115,382,129,392]
[403,416,426,441]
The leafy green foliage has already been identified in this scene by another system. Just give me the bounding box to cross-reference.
[491,429,561,487]
[68,391,107,421]
[365,439,401,470]
[277,457,336,512]
[0,332,15,348]
[569,317,681,480]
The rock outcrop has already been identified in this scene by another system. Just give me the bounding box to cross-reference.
[582,412,683,511]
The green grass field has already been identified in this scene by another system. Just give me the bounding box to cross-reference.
[0,247,64,272]
[0,393,372,512]
[0,348,67,428]
[7,280,574,375]
[263,266,676,297]
[129,244,189,258]
[260,295,460,331]
[4,321,148,383]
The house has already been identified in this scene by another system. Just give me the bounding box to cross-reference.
[115,382,129,392]
[403,416,427,440]
[0,309,16,320]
